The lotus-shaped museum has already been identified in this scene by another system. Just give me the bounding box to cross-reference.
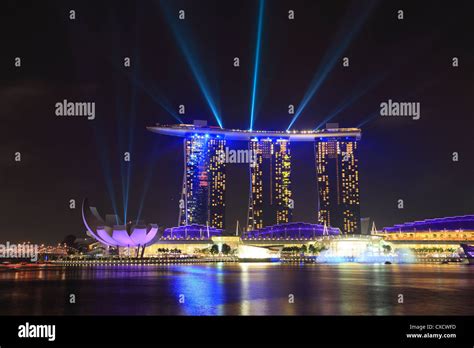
[81,198,158,247]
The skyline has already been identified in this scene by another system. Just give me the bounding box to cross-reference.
[1,0,474,243]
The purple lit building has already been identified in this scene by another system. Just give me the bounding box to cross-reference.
[82,198,158,248]
[379,216,474,251]
[383,215,474,233]
[162,224,223,240]
[148,123,362,234]
[243,222,340,239]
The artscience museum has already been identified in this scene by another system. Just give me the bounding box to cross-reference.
[82,199,159,250]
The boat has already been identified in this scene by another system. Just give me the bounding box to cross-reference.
[460,244,474,264]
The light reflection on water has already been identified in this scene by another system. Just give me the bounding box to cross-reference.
[0,263,472,315]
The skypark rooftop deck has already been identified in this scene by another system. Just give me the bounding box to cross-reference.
[147,124,361,142]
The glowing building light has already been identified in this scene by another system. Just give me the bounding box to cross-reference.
[82,199,158,248]
[315,136,361,234]
[247,138,292,230]
[180,135,226,228]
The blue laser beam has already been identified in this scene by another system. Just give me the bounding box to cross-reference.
[356,110,379,128]
[124,76,138,223]
[91,120,119,220]
[249,0,265,131]
[136,140,162,222]
[118,21,141,224]
[115,94,127,223]
[287,0,376,130]
[112,61,183,124]
[356,71,449,129]
[106,3,182,125]
[314,72,387,130]
[160,0,223,128]
[116,61,138,224]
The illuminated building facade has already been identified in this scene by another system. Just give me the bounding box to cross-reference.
[247,138,292,230]
[274,139,292,225]
[162,224,223,240]
[374,216,474,252]
[148,123,361,234]
[82,199,158,248]
[243,222,340,239]
[179,135,226,228]
[315,136,361,234]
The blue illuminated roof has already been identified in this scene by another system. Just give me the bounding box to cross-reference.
[162,224,222,240]
[243,222,340,239]
[383,215,474,232]
[147,124,361,142]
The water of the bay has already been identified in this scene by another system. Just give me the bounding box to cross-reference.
[0,263,472,315]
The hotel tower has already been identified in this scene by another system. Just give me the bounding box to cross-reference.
[247,138,292,230]
[148,122,361,233]
[178,134,226,229]
[315,133,361,234]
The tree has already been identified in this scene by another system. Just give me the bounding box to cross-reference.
[62,234,77,247]
[308,244,316,255]
[382,245,392,254]
[221,243,231,255]
[210,244,219,255]
[300,245,307,254]
[62,234,78,254]
[196,247,209,254]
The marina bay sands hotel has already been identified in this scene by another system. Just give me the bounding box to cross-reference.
[148,122,361,234]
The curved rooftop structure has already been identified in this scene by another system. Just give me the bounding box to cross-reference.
[383,215,474,232]
[82,198,159,247]
[147,123,361,141]
[243,222,341,239]
[162,224,223,240]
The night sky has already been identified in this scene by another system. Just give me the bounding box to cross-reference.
[1,0,474,243]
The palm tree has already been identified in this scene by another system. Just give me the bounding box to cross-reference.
[210,244,219,255]
[221,244,231,255]
[300,245,307,254]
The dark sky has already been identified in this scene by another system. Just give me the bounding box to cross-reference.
[1,0,474,243]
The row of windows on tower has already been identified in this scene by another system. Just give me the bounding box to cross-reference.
[180,137,360,234]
